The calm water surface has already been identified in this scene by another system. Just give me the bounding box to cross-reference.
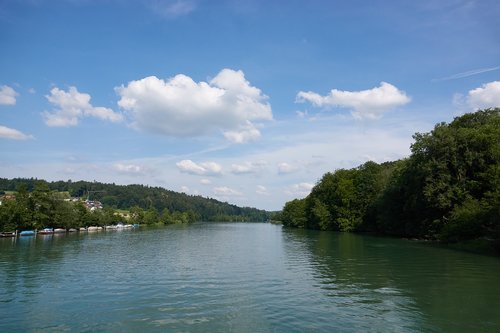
[1,223,499,332]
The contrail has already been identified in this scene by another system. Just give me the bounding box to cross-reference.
[433,65,500,81]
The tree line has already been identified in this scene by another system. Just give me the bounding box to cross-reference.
[0,178,270,231]
[278,109,499,250]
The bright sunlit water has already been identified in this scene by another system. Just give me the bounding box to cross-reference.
[1,223,499,332]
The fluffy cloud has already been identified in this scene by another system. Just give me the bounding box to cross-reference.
[231,160,267,174]
[116,69,272,143]
[43,86,123,127]
[200,178,212,185]
[0,85,18,105]
[285,182,314,197]
[0,125,33,140]
[467,81,500,110]
[176,159,222,176]
[296,82,410,119]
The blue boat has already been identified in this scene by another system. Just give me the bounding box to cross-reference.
[19,230,35,236]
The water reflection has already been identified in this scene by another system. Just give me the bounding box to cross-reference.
[1,224,499,333]
[283,228,500,332]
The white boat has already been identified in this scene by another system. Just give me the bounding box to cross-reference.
[38,228,54,235]
[54,228,66,233]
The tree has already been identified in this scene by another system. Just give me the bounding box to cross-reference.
[143,207,160,225]
[281,199,307,228]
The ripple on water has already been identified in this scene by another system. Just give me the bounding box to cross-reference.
[1,224,500,333]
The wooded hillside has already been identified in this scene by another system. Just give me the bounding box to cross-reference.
[279,109,499,249]
[0,178,270,231]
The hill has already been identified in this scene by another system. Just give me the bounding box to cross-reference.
[0,178,270,231]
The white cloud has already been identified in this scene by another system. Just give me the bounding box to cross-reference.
[223,121,262,143]
[176,159,222,176]
[113,163,146,175]
[213,186,243,197]
[43,86,123,127]
[466,81,500,110]
[285,182,314,197]
[200,178,212,185]
[231,160,267,174]
[277,162,299,174]
[116,68,272,143]
[256,185,270,196]
[0,125,33,140]
[0,85,19,105]
[296,82,410,119]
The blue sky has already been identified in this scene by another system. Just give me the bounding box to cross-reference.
[1,0,499,211]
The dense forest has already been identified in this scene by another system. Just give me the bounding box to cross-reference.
[0,179,270,231]
[279,109,499,250]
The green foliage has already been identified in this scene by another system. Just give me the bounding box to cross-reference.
[0,178,271,231]
[281,199,307,228]
[143,207,160,225]
[281,109,500,246]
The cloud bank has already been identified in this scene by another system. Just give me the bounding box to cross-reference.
[43,86,123,127]
[296,82,410,119]
[116,69,273,143]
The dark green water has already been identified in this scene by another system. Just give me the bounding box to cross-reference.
[1,223,499,332]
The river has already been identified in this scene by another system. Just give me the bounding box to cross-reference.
[1,223,499,332]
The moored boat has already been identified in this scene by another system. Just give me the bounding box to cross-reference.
[0,231,16,237]
[54,228,66,233]
[19,230,35,236]
[38,228,54,235]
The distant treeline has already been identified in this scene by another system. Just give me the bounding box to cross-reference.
[278,109,499,249]
[0,178,270,231]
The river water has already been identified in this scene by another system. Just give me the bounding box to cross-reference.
[1,223,499,332]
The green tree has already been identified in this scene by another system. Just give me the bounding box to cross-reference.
[281,199,307,228]
[129,206,144,224]
[143,207,160,225]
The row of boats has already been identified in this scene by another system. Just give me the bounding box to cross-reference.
[0,223,139,237]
